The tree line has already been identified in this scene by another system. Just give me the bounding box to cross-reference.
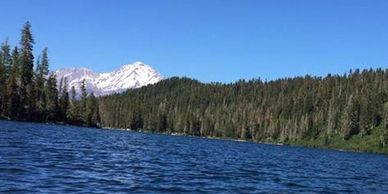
[99,71,388,153]
[2,22,387,153]
[0,22,100,127]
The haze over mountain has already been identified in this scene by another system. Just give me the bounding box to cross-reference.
[55,61,163,96]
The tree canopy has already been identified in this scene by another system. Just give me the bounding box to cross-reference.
[0,22,100,127]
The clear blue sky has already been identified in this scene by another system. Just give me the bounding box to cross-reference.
[0,0,388,83]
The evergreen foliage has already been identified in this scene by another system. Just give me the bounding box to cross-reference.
[1,22,387,153]
[0,22,100,127]
[99,73,388,153]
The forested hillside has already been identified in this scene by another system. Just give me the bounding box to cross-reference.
[2,22,388,153]
[0,22,100,127]
[99,71,388,153]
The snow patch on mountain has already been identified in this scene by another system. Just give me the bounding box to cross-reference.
[55,61,163,96]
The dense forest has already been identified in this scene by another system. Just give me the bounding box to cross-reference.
[99,72,388,153]
[2,22,388,153]
[0,22,100,127]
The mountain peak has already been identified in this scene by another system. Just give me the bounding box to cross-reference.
[121,61,144,68]
[132,61,146,66]
[55,62,163,96]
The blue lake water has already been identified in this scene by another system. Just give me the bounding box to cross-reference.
[0,120,387,193]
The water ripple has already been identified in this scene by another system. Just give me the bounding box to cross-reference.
[1,120,388,193]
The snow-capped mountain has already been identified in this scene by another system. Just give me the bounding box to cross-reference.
[55,61,163,96]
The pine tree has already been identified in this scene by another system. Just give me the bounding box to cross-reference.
[0,22,102,127]
[6,47,21,119]
[68,86,80,123]
[86,92,100,127]
[19,21,35,118]
[1,39,11,75]
[359,95,373,136]
[80,79,88,123]
[35,48,50,119]
[327,91,338,135]
[58,77,70,121]
[130,110,143,130]
[45,73,58,121]
[0,40,11,115]
[341,95,360,140]
[0,44,5,115]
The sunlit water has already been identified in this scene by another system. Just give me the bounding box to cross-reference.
[1,120,387,193]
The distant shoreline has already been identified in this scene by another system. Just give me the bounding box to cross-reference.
[1,119,385,155]
[104,126,388,155]
[0,118,385,155]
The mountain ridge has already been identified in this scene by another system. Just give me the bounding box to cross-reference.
[55,61,163,96]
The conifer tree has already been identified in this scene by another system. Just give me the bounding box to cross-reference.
[1,40,11,75]
[359,95,373,136]
[5,47,21,119]
[19,21,35,118]
[45,73,58,121]
[381,102,388,148]
[58,77,70,121]
[0,22,102,127]
[35,48,50,119]
[0,40,11,115]
[0,45,5,115]
[341,95,360,140]
[327,93,338,135]
[68,86,80,123]
[80,79,88,123]
[35,48,49,110]
[86,92,100,127]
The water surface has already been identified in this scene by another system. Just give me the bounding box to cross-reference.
[1,120,387,193]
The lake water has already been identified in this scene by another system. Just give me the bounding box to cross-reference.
[1,120,387,193]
